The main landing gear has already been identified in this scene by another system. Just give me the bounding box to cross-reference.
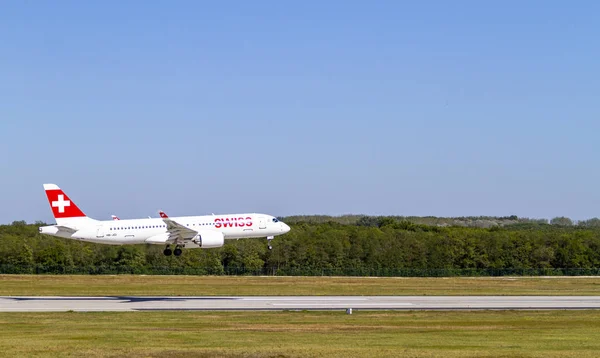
[267,236,274,250]
[163,245,183,257]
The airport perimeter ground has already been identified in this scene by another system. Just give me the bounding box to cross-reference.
[4,274,600,296]
[3,275,600,357]
[3,310,600,357]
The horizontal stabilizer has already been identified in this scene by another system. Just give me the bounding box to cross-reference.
[56,226,77,234]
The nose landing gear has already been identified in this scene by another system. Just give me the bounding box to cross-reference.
[267,236,274,250]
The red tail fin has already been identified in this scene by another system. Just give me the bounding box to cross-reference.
[43,184,86,219]
[159,211,169,218]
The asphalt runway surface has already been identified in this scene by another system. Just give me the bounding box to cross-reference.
[2,296,600,312]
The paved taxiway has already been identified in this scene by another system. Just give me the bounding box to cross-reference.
[2,296,600,312]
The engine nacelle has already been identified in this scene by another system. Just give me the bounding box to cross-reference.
[189,231,225,249]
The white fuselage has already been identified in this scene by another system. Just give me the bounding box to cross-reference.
[41,213,289,246]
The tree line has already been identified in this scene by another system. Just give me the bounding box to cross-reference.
[283,215,600,228]
[2,216,600,275]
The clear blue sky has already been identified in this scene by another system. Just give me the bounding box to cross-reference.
[1,1,599,224]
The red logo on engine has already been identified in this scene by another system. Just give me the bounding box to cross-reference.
[215,217,253,229]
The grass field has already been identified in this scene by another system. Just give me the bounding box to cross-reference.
[2,275,600,296]
[1,310,600,357]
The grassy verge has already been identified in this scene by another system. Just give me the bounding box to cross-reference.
[1,310,600,357]
[2,275,600,296]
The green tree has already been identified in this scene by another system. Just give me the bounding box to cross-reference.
[579,218,600,228]
[550,217,573,226]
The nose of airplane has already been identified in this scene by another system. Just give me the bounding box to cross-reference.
[280,222,291,233]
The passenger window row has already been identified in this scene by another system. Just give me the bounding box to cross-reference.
[110,225,166,230]
[109,223,217,231]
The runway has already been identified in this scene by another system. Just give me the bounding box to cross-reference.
[2,296,600,312]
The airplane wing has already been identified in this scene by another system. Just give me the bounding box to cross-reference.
[162,218,197,244]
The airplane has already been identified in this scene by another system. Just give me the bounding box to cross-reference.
[38,184,291,256]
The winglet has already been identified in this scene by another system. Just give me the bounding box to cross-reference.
[159,210,169,218]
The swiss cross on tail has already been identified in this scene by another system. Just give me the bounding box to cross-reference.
[43,184,86,218]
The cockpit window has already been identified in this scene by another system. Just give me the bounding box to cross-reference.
[272,218,279,223]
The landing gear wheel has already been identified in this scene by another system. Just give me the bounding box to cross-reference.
[174,248,183,256]
[163,248,172,256]
[267,236,274,250]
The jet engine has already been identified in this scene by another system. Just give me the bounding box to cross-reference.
[189,231,225,248]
